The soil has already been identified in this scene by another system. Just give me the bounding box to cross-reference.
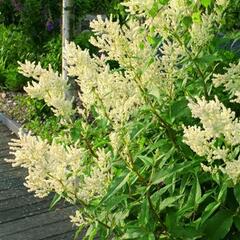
[0,91,27,124]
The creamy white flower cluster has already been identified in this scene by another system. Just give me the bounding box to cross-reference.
[65,41,141,126]
[70,210,86,227]
[190,13,216,52]
[64,14,183,126]
[183,97,240,184]
[213,61,240,104]
[216,0,229,6]
[148,0,191,38]
[121,0,155,16]
[18,61,74,119]
[7,132,112,203]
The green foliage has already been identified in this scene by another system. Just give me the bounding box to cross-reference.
[73,31,98,55]
[0,24,34,90]
[67,1,240,239]
[12,0,240,239]
[3,66,28,91]
[223,0,240,30]
[0,24,34,65]
[75,0,123,16]
[40,35,62,71]
[15,96,64,142]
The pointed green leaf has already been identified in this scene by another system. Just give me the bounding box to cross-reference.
[101,172,131,204]
[139,199,149,226]
[200,0,212,8]
[203,209,233,240]
[151,161,199,185]
[200,202,221,226]
[159,195,182,212]
[49,193,62,210]
[234,215,240,231]
[234,184,240,205]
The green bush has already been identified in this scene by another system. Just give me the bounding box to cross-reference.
[3,66,28,91]
[10,0,240,239]
[0,24,34,90]
[15,95,64,141]
[40,35,62,71]
[73,30,98,54]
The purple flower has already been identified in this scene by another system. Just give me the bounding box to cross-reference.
[46,19,54,32]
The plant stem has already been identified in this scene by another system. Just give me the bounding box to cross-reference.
[126,146,146,183]
[147,191,167,234]
[134,75,179,148]
[92,87,112,123]
[172,33,209,100]
[80,132,98,159]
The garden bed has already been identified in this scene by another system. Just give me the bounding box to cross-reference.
[0,91,27,125]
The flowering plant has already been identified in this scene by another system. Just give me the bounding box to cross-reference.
[7,0,240,239]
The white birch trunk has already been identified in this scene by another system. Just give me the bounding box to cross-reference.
[62,0,73,99]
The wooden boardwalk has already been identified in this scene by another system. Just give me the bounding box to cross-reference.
[0,123,78,240]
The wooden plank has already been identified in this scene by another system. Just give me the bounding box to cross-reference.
[0,191,45,212]
[0,175,26,191]
[0,135,14,141]
[0,206,75,237]
[40,231,76,240]
[0,152,14,161]
[0,199,51,223]
[0,144,11,151]
[0,164,21,172]
[0,167,26,179]
[0,200,49,223]
[2,219,76,240]
[0,163,21,173]
[0,149,12,158]
[0,198,69,224]
[0,188,29,201]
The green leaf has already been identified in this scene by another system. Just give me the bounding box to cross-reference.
[203,209,233,240]
[169,98,190,123]
[218,183,228,203]
[122,227,145,239]
[234,184,240,205]
[137,155,154,167]
[149,86,161,100]
[200,202,221,226]
[182,16,192,28]
[179,175,202,216]
[101,172,131,204]
[171,226,203,239]
[151,184,173,206]
[195,54,222,66]
[85,224,97,240]
[144,233,155,240]
[159,195,182,212]
[234,215,240,231]
[200,0,212,8]
[49,193,62,210]
[74,225,84,240]
[192,11,201,23]
[151,161,199,185]
[149,2,160,17]
[139,42,145,50]
[139,199,150,226]
[166,211,177,230]
[104,194,128,211]
[195,176,202,204]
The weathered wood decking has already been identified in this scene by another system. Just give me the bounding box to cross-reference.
[0,123,78,240]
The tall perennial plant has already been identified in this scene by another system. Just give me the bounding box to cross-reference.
[6,0,240,239]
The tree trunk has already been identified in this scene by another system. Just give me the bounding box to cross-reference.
[62,0,73,99]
